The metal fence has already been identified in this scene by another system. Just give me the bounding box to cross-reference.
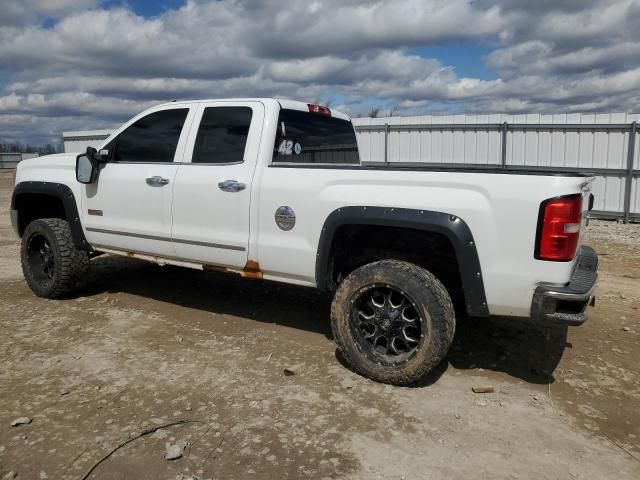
[61,113,640,222]
[353,114,640,223]
[0,153,39,169]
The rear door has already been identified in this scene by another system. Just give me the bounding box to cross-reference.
[171,101,264,267]
[82,105,194,257]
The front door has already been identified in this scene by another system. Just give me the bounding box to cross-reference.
[81,106,193,258]
[171,101,265,268]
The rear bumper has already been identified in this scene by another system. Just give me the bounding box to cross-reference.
[531,246,598,326]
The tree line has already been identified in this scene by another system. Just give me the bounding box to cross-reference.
[0,142,63,155]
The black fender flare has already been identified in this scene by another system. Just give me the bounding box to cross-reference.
[315,206,489,317]
[11,181,91,251]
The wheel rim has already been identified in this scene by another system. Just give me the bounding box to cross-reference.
[26,234,55,284]
[350,285,425,364]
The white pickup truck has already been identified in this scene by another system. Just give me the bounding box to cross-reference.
[11,98,598,385]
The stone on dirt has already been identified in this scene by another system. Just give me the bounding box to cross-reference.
[622,326,631,332]
[340,378,356,389]
[10,417,32,427]
[283,368,295,376]
[2,472,17,480]
[165,439,188,460]
[471,386,495,394]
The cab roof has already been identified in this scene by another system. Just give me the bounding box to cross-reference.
[157,98,351,122]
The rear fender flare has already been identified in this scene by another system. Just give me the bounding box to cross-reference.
[315,206,489,317]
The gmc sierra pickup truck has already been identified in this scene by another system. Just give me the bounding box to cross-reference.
[11,98,598,385]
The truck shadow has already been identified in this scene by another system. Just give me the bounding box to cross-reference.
[85,256,334,337]
[85,256,569,387]
[336,314,568,387]
[444,315,569,386]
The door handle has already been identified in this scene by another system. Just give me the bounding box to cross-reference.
[146,176,170,187]
[218,180,246,192]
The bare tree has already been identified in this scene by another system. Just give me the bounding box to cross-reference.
[0,141,63,154]
[367,107,381,118]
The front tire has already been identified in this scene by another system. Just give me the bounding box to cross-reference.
[21,218,89,298]
[331,260,455,386]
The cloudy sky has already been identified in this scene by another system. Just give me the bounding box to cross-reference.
[1,0,639,145]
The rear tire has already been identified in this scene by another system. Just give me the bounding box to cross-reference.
[331,260,455,386]
[21,218,89,298]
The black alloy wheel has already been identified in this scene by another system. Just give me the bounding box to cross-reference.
[26,234,56,285]
[350,285,424,364]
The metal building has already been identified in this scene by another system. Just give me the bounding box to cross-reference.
[62,113,640,222]
[62,130,112,153]
[352,113,640,222]
[0,153,39,169]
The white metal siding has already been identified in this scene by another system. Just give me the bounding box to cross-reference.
[0,153,39,169]
[353,113,640,216]
[63,138,103,153]
[62,130,111,153]
[62,113,640,218]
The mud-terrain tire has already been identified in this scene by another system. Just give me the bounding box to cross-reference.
[21,218,89,298]
[331,260,455,386]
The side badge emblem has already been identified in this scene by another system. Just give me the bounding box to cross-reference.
[275,206,296,231]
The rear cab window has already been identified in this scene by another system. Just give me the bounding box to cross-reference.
[272,109,359,165]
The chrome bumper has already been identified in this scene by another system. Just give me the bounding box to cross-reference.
[531,246,598,326]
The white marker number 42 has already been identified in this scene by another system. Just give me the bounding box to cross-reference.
[278,140,293,155]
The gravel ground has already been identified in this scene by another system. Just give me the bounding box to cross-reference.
[0,171,639,479]
[585,219,640,246]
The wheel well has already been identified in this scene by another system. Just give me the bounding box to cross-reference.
[325,224,465,309]
[14,193,67,236]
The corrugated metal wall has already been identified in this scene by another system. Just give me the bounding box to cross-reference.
[60,113,640,220]
[353,114,640,218]
[62,130,112,153]
[0,153,39,169]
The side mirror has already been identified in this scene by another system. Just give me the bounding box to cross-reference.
[76,153,98,184]
[86,146,109,163]
[86,147,109,163]
[86,146,98,160]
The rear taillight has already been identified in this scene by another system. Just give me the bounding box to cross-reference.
[307,103,331,116]
[535,194,582,261]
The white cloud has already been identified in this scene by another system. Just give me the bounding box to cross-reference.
[0,0,98,26]
[0,0,639,144]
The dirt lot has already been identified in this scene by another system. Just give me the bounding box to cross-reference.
[0,170,639,480]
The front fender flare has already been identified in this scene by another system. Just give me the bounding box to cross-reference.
[11,181,90,251]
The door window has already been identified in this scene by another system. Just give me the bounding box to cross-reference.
[192,107,253,164]
[113,108,188,163]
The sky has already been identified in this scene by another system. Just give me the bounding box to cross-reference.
[1,0,639,145]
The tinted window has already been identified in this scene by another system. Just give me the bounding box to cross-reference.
[113,109,188,163]
[272,109,359,164]
[192,107,253,164]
